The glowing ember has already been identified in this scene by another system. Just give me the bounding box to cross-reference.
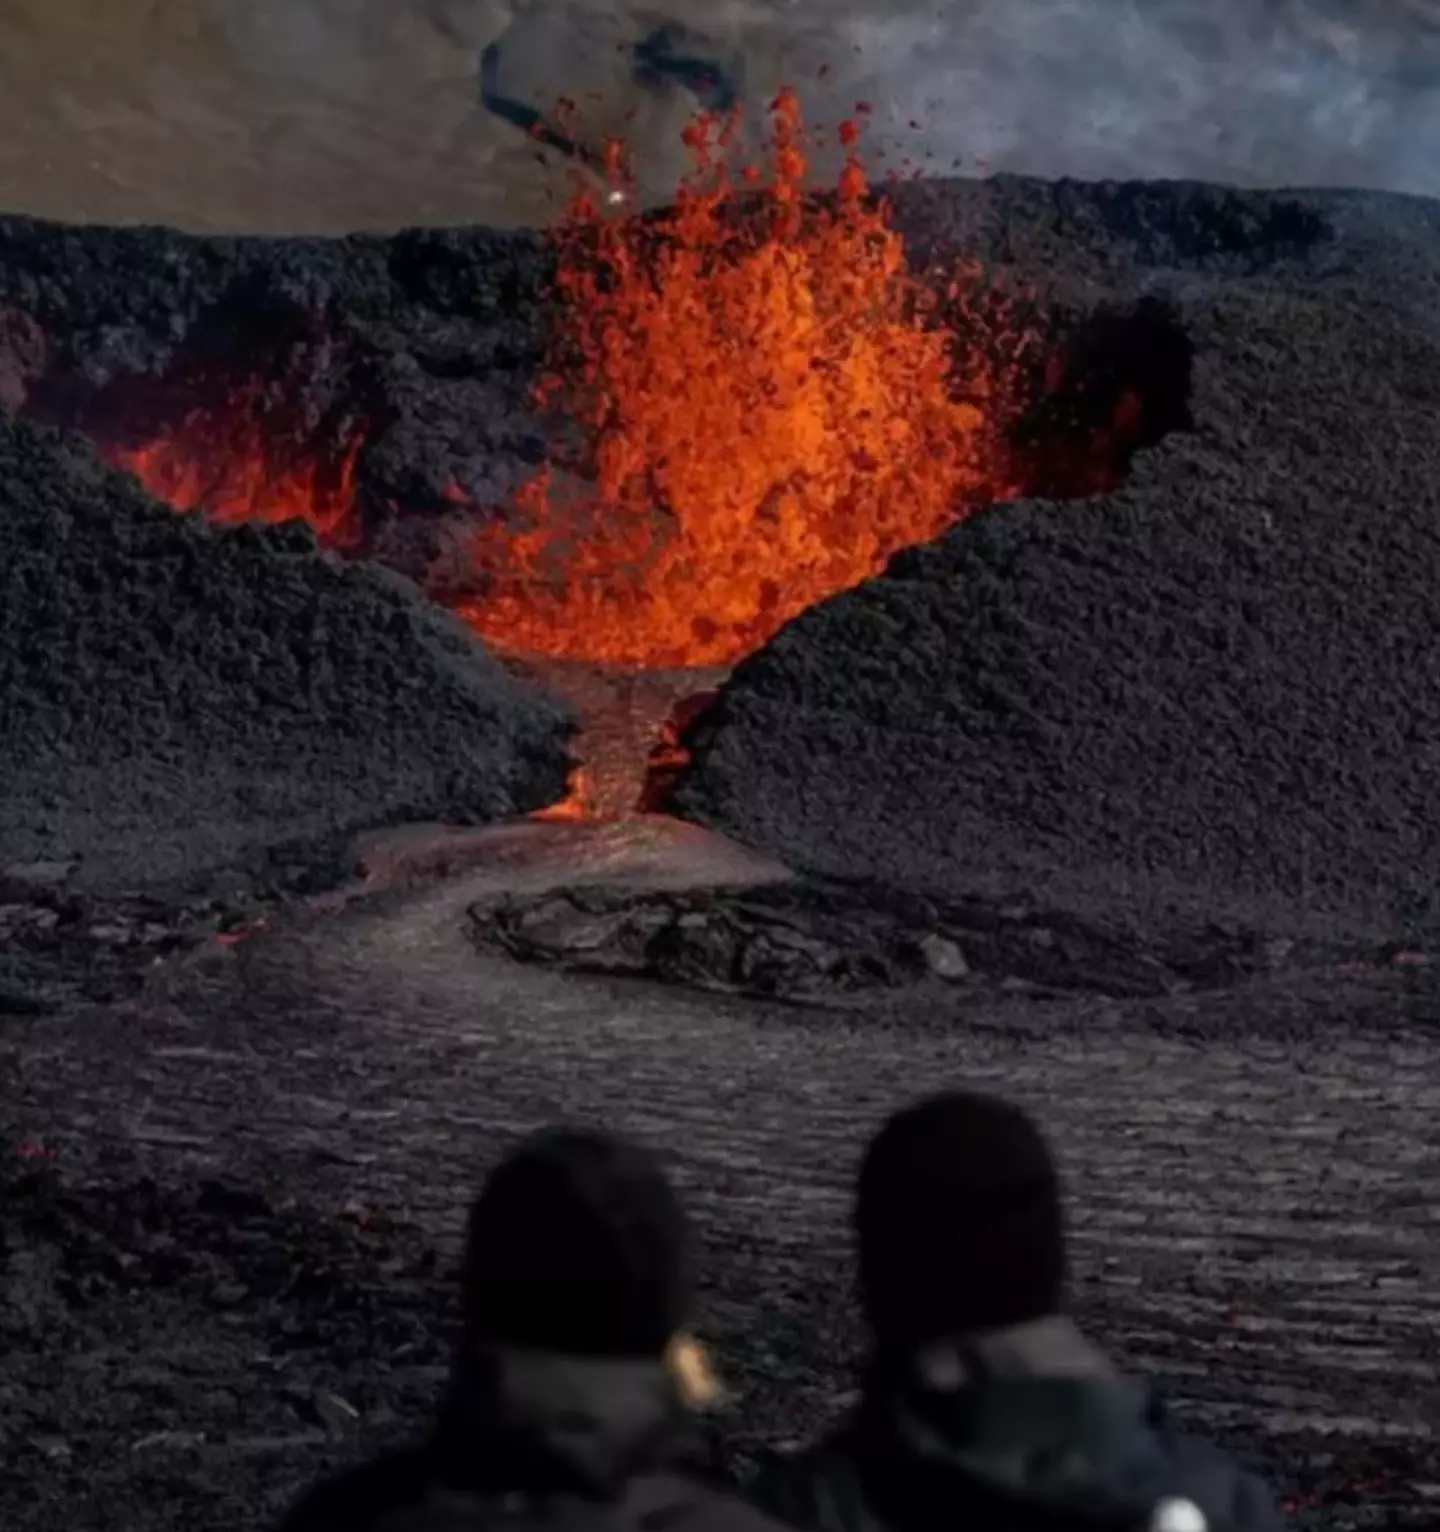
[110,395,363,550]
[458,88,1015,670]
[531,764,595,822]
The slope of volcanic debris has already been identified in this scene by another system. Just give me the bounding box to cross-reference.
[669,181,1440,944]
[0,410,571,900]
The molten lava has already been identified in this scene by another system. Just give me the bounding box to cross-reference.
[531,765,595,823]
[458,89,1015,670]
[111,395,363,550]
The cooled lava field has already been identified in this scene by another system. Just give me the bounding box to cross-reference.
[2,104,1439,1532]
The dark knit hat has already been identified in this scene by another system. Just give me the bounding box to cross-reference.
[461,1126,691,1357]
[855,1091,1066,1346]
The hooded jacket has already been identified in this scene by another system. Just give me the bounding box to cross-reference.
[746,1318,1282,1532]
[278,1346,781,1532]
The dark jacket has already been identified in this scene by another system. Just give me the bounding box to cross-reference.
[746,1318,1281,1532]
[279,1347,783,1532]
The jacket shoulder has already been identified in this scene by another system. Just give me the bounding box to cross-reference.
[625,1469,806,1532]
[1151,1428,1284,1532]
[745,1438,868,1532]
[277,1445,435,1532]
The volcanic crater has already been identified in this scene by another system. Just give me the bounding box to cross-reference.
[5,98,1194,823]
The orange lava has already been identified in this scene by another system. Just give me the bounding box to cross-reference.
[458,89,1015,670]
[110,397,363,550]
[530,764,595,822]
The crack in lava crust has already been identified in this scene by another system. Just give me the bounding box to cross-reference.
[457,88,1022,671]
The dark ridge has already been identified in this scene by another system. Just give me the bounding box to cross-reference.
[888,175,1336,276]
[0,409,572,899]
[1048,179,1334,269]
[666,181,1440,944]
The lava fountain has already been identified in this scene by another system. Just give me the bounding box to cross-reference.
[456,88,1019,672]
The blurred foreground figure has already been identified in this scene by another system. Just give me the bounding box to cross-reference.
[280,1126,781,1532]
[748,1093,1281,1532]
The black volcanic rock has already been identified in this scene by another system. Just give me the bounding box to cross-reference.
[0,412,572,896]
[671,182,1440,941]
[0,217,553,567]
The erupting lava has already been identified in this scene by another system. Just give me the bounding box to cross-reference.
[111,393,363,550]
[105,89,1024,681]
[458,89,1016,670]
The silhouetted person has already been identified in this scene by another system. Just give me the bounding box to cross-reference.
[279,1126,785,1532]
[747,1092,1281,1532]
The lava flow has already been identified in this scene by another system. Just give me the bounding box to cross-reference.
[456,88,1019,670]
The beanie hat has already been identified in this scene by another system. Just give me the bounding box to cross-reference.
[462,1127,691,1357]
[855,1091,1066,1347]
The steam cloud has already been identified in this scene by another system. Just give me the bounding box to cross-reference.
[208,0,1440,200]
[814,0,1440,194]
[484,0,1440,198]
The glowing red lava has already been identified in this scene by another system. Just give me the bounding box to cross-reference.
[530,765,594,823]
[456,88,1018,670]
[111,391,363,550]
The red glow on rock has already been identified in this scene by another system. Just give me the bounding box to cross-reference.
[530,765,595,822]
[109,394,363,551]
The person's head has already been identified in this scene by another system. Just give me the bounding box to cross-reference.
[855,1091,1066,1351]
[461,1125,717,1403]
